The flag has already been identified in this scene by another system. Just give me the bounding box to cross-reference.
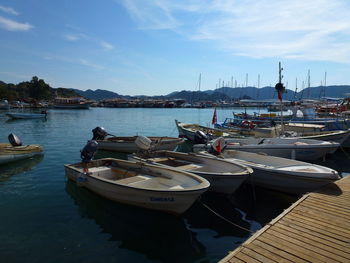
[278,90,282,102]
[212,108,217,125]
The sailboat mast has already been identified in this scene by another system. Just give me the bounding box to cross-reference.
[307,70,311,98]
[199,73,201,91]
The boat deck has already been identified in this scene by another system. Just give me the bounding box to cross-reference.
[220,176,350,263]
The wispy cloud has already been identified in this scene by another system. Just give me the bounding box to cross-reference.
[79,59,105,70]
[63,33,88,41]
[100,41,114,50]
[121,0,350,63]
[122,0,180,30]
[0,5,19,16]
[43,53,105,70]
[0,16,33,31]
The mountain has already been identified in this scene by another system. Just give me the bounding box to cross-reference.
[73,89,122,101]
[72,85,350,102]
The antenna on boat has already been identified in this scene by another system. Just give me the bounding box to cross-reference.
[275,62,285,134]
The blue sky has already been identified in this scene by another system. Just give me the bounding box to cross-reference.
[1,0,350,96]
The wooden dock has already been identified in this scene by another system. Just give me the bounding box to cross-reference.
[220,176,350,263]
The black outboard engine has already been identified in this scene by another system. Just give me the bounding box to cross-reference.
[80,140,98,163]
[8,133,22,146]
[194,130,208,144]
[92,127,108,140]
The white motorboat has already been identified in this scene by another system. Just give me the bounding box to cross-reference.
[199,150,340,195]
[96,136,184,153]
[193,137,340,161]
[291,129,350,147]
[0,99,9,110]
[0,134,44,165]
[91,127,184,153]
[64,158,210,215]
[131,150,252,195]
[6,111,47,119]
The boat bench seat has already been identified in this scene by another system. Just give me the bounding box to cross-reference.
[116,175,150,185]
[178,164,202,170]
[89,166,111,174]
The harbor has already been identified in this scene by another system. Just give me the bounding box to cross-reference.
[1,107,350,262]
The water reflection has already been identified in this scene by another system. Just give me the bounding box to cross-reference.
[65,180,207,263]
[229,184,297,226]
[184,193,252,239]
[0,155,44,183]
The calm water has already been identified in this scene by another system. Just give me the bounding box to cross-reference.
[0,107,348,263]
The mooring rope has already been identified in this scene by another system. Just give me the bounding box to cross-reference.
[340,145,350,161]
[198,199,254,233]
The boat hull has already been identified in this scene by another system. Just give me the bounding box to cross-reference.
[245,166,337,195]
[6,113,46,119]
[0,144,44,165]
[64,159,209,215]
[193,172,247,194]
[97,137,184,153]
[194,138,339,161]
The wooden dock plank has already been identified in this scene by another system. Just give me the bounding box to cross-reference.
[282,214,350,242]
[277,219,350,252]
[272,225,350,262]
[220,176,350,263]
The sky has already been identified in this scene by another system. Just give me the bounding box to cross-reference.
[1,0,350,96]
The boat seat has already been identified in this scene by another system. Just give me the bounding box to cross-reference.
[89,166,111,173]
[169,185,184,190]
[116,175,150,185]
[178,164,202,170]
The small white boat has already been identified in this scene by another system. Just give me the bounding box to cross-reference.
[6,111,47,119]
[91,127,184,153]
[96,136,184,153]
[0,99,10,110]
[193,137,340,161]
[199,150,340,195]
[131,150,252,195]
[0,133,44,165]
[0,143,44,165]
[64,158,210,215]
[291,129,350,146]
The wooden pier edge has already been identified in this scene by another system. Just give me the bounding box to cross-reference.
[219,176,350,263]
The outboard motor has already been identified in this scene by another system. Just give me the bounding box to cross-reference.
[8,133,22,146]
[194,130,208,144]
[80,140,98,163]
[210,137,226,155]
[92,127,108,140]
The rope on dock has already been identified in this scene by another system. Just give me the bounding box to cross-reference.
[198,199,254,233]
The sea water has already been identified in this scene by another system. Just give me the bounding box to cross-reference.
[0,107,348,263]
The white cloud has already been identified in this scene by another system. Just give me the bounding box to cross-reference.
[0,5,19,16]
[122,0,180,29]
[100,41,114,50]
[121,0,350,63]
[79,59,105,70]
[63,33,88,41]
[0,16,33,31]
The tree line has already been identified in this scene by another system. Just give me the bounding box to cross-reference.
[0,76,79,101]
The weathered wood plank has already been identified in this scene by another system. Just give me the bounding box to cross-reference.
[253,240,308,263]
[258,234,321,262]
[220,176,350,263]
[272,225,350,262]
[277,220,350,252]
[266,230,342,263]
[240,247,277,263]
[235,251,262,263]
[282,214,350,242]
